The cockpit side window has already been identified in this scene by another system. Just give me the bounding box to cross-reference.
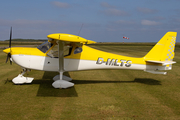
[37,41,53,53]
[47,43,73,58]
[74,47,83,54]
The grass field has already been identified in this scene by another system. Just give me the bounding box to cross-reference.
[0,42,180,120]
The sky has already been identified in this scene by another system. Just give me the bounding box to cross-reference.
[0,0,180,42]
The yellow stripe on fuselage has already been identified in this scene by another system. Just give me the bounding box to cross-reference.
[9,47,46,56]
[65,45,158,66]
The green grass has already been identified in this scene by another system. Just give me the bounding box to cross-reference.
[0,43,180,119]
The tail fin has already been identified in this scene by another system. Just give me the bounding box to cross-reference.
[144,32,177,62]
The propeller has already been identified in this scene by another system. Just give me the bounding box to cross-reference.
[6,53,12,65]
[5,27,12,65]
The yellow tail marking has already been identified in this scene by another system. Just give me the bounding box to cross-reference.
[144,32,177,62]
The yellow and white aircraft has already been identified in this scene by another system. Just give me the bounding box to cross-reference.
[3,28,177,88]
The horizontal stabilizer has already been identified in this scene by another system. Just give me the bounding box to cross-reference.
[144,70,167,75]
[146,60,176,65]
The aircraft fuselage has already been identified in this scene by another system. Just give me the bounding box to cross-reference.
[8,45,167,72]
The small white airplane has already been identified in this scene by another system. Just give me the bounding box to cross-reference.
[3,28,177,88]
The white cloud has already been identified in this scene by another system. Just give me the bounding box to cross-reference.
[115,20,135,25]
[103,8,129,16]
[100,2,115,8]
[51,1,70,8]
[141,20,161,25]
[153,16,165,21]
[137,7,158,14]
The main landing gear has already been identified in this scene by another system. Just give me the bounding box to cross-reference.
[12,68,74,89]
[52,73,74,89]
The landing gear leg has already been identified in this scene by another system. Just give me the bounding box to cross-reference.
[12,68,34,84]
[51,41,74,89]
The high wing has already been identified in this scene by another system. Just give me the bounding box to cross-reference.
[47,33,96,44]
[47,33,96,88]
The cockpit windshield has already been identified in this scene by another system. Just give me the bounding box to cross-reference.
[37,41,53,53]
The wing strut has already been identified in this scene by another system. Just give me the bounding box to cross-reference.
[58,41,64,80]
[52,41,74,88]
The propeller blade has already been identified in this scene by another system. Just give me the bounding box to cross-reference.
[8,27,12,65]
[10,60,12,65]
[5,27,13,65]
[6,54,9,63]
[9,27,12,48]
[5,53,12,64]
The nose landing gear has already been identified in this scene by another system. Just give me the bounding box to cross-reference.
[12,69,34,84]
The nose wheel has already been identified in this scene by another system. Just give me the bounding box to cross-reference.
[12,69,34,84]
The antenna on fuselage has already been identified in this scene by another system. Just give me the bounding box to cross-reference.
[78,23,84,36]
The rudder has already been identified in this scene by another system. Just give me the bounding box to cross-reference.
[144,32,177,62]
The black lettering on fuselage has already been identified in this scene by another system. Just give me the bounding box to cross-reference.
[96,57,132,67]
